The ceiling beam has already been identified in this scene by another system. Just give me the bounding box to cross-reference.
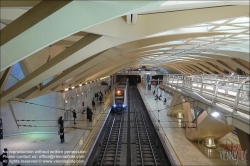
[185,65,201,74]
[39,50,105,93]
[87,61,133,82]
[1,1,156,71]
[19,60,31,76]
[168,66,189,75]
[205,62,226,74]
[122,33,227,56]
[70,60,132,88]
[0,1,41,7]
[186,65,203,74]
[232,58,250,72]
[94,62,135,81]
[223,59,249,74]
[85,5,249,38]
[215,60,240,74]
[196,63,216,74]
[1,34,101,104]
[179,65,195,74]
[188,64,210,74]
[0,66,12,93]
[0,1,71,46]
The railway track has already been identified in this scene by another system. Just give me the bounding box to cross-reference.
[96,114,124,166]
[87,86,170,166]
[130,87,161,166]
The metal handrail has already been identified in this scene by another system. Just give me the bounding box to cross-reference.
[162,75,250,115]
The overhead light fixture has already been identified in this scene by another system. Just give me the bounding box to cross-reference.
[64,88,69,91]
[176,112,183,119]
[81,92,84,95]
[100,76,109,80]
[64,100,68,103]
[71,86,75,89]
[85,83,87,85]
[79,84,82,86]
[211,112,220,118]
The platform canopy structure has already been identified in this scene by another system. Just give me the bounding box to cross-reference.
[0,1,249,105]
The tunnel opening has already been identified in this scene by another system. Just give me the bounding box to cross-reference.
[236,68,244,75]
[116,75,141,85]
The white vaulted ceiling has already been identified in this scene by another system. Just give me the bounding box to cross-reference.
[0,0,249,105]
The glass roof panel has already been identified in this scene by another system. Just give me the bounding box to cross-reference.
[232,23,250,27]
[215,26,246,31]
[214,29,247,33]
[229,17,249,24]
[211,20,228,24]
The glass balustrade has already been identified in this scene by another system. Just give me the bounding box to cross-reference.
[161,74,250,120]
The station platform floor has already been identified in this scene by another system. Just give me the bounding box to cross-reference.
[138,84,246,166]
[0,93,112,166]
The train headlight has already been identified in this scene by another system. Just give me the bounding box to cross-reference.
[113,104,116,107]
[123,105,125,108]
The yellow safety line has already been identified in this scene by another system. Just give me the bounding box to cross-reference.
[139,86,183,166]
[73,117,103,165]
[73,96,111,165]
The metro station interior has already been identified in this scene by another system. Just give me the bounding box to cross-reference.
[0,1,249,166]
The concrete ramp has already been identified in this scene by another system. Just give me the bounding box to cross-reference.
[186,112,234,141]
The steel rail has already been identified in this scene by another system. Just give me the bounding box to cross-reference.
[100,116,116,165]
[135,109,144,166]
[114,114,123,166]
[140,110,158,166]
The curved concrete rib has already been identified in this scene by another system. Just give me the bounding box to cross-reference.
[84,5,249,38]
[0,1,157,71]
[1,35,133,104]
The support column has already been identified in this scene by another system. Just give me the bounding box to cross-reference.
[182,99,192,128]
[206,106,212,114]
[7,101,19,129]
[167,92,183,116]
[0,66,12,93]
[235,128,250,165]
